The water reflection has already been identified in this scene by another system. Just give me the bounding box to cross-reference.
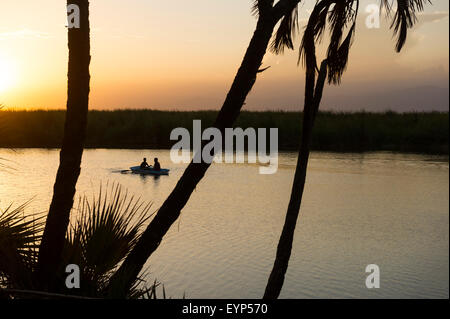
[137,173,161,185]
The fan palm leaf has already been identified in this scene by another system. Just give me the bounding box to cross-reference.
[62,183,154,297]
[1,184,154,299]
[0,203,44,291]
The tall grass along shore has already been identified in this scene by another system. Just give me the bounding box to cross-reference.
[0,110,448,154]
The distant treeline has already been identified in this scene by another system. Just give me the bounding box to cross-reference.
[0,110,448,154]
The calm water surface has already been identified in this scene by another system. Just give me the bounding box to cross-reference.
[0,149,448,298]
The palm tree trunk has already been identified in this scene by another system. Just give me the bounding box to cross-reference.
[107,14,277,296]
[264,60,327,299]
[37,0,91,290]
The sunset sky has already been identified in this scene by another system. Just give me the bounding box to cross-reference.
[0,0,448,112]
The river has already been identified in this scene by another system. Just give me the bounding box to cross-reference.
[0,149,448,298]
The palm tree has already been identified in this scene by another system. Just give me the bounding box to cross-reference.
[37,0,91,290]
[264,0,431,299]
[107,0,305,295]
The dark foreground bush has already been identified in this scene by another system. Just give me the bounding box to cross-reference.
[0,184,160,299]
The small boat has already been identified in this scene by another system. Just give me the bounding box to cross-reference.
[130,166,170,176]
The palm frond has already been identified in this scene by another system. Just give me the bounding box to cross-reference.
[1,184,155,299]
[299,0,430,84]
[62,183,154,297]
[327,1,357,57]
[0,203,44,290]
[251,1,260,16]
[383,0,431,52]
[299,0,334,72]
[252,0,275,16]
[299,0,358,84]
[271,4,299,54]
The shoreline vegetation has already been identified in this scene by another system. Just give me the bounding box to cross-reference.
[0,109,448,154]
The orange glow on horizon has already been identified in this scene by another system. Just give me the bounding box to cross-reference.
[0,1,448,112]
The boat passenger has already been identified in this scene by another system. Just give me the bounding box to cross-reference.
[140,158,150,169]
[153,158,161,171]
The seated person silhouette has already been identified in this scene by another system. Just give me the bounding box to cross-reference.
[140,158,150,169]
[153,158,161,171]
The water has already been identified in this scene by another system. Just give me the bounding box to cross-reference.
[0,149,448,299]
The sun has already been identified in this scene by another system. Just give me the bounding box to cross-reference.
[0,57,17,93]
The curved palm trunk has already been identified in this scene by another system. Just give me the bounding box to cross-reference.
[107,15,277,296]
[37,0,91,289]
[264,60,327,299]
[263,0,429,300]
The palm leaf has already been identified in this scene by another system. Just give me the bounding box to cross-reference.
[271,4,299,54]
[63,183,154,297]
[299,0,430,84]
[0,203,44,290]
[383,0,431,52]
